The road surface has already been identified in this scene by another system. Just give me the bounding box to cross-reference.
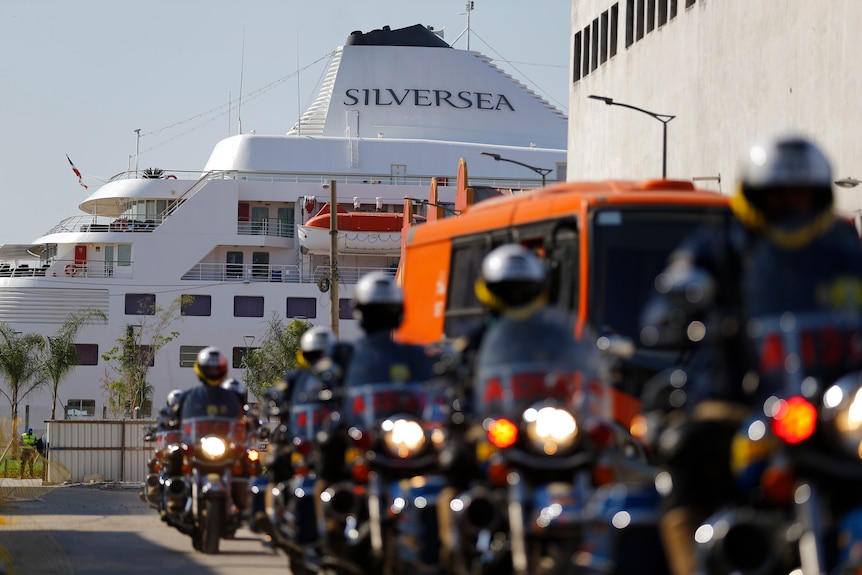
[0,482,290,575]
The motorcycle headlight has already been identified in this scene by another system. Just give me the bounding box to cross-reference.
[382,418,426,459]
[200,435,228,460]
[524,406,578,455]
[822,378,862,458]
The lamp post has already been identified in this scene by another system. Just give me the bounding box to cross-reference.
[480,152,552,187]
[588,95,676,179]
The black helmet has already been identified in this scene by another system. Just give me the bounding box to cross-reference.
[475,244,546,312]
[194,346,228,386]
[298,326,334,367]
[732,134,835,248]
[352,271,403,333]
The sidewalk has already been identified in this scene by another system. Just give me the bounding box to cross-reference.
[0,478,48,503]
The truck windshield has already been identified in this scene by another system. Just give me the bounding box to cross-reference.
[589,206,730,340]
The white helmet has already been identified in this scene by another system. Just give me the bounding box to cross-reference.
[475,244,546,310]
[352,272,403,331]
[301,326,335,354]
[166,389,184,407]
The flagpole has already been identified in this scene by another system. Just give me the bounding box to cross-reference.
[134,129,141,177]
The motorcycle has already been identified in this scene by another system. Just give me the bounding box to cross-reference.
[256,370,341,575]
[162,413,258,554]
[692,310,862,575]
[142,409,183,514]
[315,378,449,575]
[445,357,618,575]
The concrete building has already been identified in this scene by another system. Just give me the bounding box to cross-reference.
[568,1,862,216]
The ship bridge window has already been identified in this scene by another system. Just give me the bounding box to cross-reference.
[278,207,295,238]
[117,245,132,267]
[125,293,156,315]
[235,296,264,317]
[287,297,316,319]
[74,344,99,366]
[227,251,243,278]
[179,345,206,367]
[181,294,212,317]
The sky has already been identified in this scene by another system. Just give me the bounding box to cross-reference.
[0,0,571,246]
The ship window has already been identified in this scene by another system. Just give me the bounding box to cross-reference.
[117,244,132,267]
[658,0,668,26]
[65,399,96,418]
[625,0,635,47]
[75,344,99,366]
[685,0,694,7]
[610,4,619,57]
[251,207,269,236]
[181,295,212,317]
[670,0,678,18]
[235,296,264,318]
[277,207,294,238]
[179,345,206,367]
[252,252,270,279]
[232,346,258,369]
[227,251,243,279]
[125,293,156,315]
[339,298,353,320]
[287,297,316,319]
[134,345,155,367]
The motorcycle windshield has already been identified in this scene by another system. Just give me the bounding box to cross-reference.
[473,310,610,420]
[342,381,444,428]
[182,416,246,444]
[749,310,862,397]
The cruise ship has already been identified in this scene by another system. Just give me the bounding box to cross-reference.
[0,24,567,425]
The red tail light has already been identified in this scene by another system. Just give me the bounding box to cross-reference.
[488,418,518,449]
[772,396,817,444]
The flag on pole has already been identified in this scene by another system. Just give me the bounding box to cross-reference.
[66,154,88,190]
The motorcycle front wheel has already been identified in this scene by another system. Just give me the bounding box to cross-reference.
[199,497,225,554]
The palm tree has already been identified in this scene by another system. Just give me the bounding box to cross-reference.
[0,323,46,442]
[42,309,108,420]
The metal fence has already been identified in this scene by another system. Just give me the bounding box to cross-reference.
[46,419,154,484]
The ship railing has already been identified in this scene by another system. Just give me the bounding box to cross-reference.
[237,217,295,238]
[45,215,164,236]
[180,263,394,284]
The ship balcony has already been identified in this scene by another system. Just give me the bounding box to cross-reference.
[45,215,164,235]
[181,263,393,284]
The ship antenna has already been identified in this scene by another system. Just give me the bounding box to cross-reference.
[453,1,475,50]
[237,31,245,135]
[466,1,473,50]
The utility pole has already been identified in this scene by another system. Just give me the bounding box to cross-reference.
[329,180,339,337]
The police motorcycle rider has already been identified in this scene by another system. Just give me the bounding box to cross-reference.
[444,243,611,575]
[315,271,437,575]
[255,325,345,570]
[639,134,862,575]
[162,346,254,552]
[142,388,186,508]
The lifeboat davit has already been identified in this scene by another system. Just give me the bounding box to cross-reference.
[297,203,411,255]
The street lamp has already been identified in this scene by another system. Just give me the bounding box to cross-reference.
[588,95,676,179]
[835,177,861,189]
[480,152,553,187]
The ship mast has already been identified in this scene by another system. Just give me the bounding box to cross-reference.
[453,1,475,50]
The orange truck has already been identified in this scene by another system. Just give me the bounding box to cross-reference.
[396,159,731,427]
